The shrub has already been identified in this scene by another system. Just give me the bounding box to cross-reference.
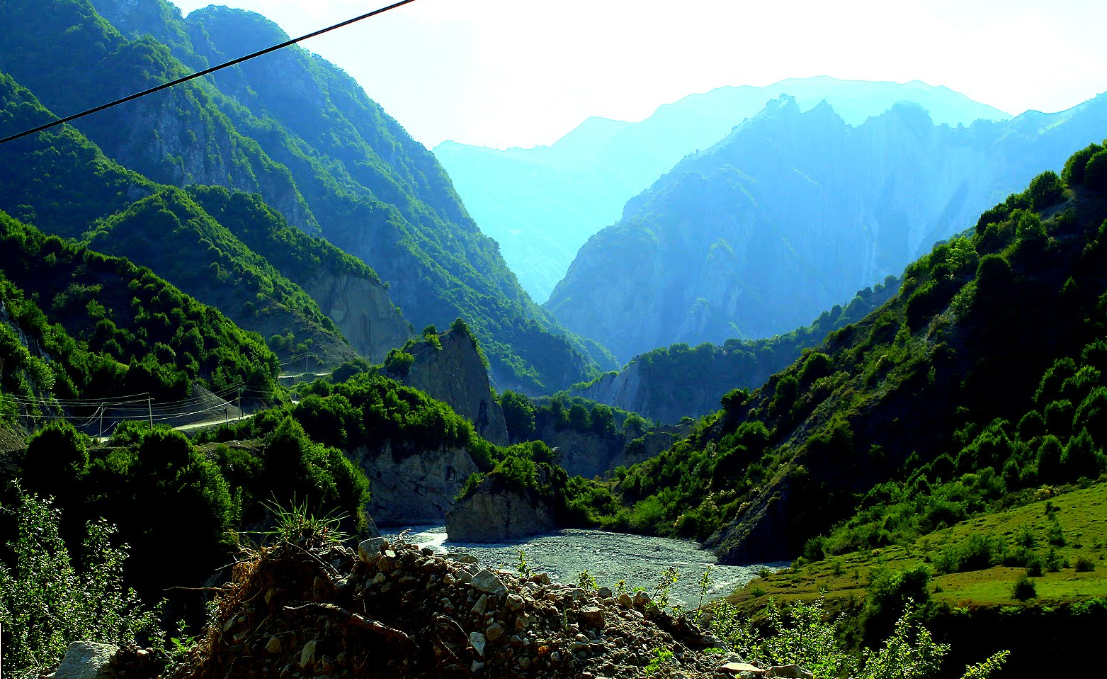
[1075,555,1096,573]
[1012,572,1037,600]
[1026,171,1065,211]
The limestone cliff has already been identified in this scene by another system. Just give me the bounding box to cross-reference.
[301,272,411,363]
[350,442,479,526]
[446,477,555,542]
[389,328,509,445]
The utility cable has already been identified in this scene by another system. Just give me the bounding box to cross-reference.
[0,0,420,146]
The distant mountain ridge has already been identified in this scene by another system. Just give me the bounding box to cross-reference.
[546,93,1107,363]
[435,76,1011,301]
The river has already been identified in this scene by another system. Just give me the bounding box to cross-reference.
[383,526,788,609]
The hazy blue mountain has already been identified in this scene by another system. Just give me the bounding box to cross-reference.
[546,93,1107,363]
[435,77,1010,301]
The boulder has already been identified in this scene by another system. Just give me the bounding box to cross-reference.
[54,642,117,679]
[446,480,555,542]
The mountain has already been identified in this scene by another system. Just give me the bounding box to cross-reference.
[587,150,1107,565]
[0,0,612,393]
[0,70,407,367]
[571,276,898,423]
[435,76,1010,302]
[547,94,1107,363]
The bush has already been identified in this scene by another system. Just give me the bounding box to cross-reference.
[0,490,162,678]
[1075,555,1096,573]
[1012,572,1037,600]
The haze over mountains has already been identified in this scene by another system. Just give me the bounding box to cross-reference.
[436,76,1011,302]
[546,92,1107,363]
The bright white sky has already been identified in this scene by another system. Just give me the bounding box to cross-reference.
[167,0,1107,150]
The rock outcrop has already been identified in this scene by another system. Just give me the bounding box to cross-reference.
[352,443,479,525]
[301,271,411,363]
[390,328,509,445]
[446,479,555,542]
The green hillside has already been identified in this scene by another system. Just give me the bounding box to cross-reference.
[0,210,279,405]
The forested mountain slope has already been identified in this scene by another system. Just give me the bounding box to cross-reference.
[436,76,1009,301]
[0,211,279,405]
[571,276,898,423]
[548,94,1107,363]
[2,0,614,393]
[594,152,1107,565]
[0,71,408,365]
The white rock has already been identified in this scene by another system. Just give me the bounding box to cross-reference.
[54,642,117,679]
[471,569,507,595]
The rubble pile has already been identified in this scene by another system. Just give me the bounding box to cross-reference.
[166,537,734,678]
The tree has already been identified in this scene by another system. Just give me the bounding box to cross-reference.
[500,391,536,443]
[22,422,88,499]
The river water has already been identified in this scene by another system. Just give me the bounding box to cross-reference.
[382,526,788,609]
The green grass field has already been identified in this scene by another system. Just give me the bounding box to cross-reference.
[730,481,1107,613]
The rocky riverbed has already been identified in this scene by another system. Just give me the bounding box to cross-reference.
[385,526,788,608]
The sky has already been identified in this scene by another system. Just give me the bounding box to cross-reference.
[167,0,1107,150]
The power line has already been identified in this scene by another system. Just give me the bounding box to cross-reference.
[0,0,420,146]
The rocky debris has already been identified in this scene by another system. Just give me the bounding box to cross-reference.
[54,642,117,679]
[165,537,729,679]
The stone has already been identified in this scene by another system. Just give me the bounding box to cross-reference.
[514,614,531,632]
[471,569,507,595]
[579,605,605,628]
[506,593,526,611]
[358,537,385,562]
[299,640,318,667]
[767,665,813,679]
[633,591,651,608]
[372,572,387,585]
[452,553,480,564]
[719,662,765,676]
[469,632,487,657]
[472,594,489,614]
[532,572,551,585]
[486,622,505,641]
[54,642,117,679]
[617,592,633,607]
[598,586,613,598]
[266,636,282,654]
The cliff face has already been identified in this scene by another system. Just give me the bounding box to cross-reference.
[301,272,411,363]
[351,443,479,526]
[445,479,555,542]
[391,329,509,445]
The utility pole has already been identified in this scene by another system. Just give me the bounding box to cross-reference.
[147,396,153,427]
[237,388,242,421]
[98,405,104,440]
